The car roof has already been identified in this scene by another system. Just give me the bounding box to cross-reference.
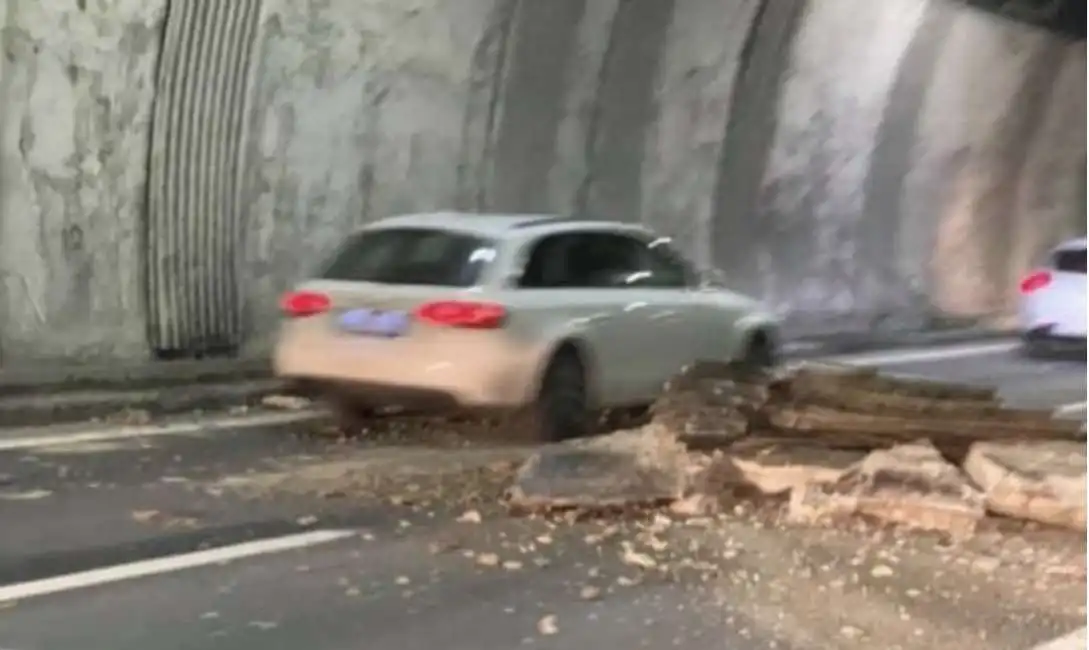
[359,212,649,238]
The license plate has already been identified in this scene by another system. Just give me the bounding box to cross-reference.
[338,309,409,338]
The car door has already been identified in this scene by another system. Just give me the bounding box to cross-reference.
[629,235,709,384]
[509,231,655,407]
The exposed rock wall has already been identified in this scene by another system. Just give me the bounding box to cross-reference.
[0,0,1083,364]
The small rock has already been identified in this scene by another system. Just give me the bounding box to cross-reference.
[457,509,483,524]
[579,585,602,601]
[262,394,311,411]
[537,614,559,636]
[476,553,500,567]
[870,564,894,578]
[669,493,718,517]
[840,625,864,639]
[131,510,159,522]
[621,547,658,570]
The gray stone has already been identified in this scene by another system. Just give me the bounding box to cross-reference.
[788,442,986,539]
[963,441,1087,531]
[504,425,690,511]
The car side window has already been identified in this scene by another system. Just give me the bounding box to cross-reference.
[519,234,574,288]
[518,232,648,289]
[641,237,694,288]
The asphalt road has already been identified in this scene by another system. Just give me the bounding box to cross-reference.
[0,342,1084,650]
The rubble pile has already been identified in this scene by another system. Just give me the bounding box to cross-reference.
[507,361,1087,537]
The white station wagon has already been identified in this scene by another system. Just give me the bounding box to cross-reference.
[274,212,781,441]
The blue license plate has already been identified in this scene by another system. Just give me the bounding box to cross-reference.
[338,309,409,337]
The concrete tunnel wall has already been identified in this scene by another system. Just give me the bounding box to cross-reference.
[0,0,1084,364]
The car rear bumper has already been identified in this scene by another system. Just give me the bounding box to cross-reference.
[273,328,537,409]
[1021,325,1087,358]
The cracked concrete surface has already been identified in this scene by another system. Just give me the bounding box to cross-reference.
[0,0,1084,364]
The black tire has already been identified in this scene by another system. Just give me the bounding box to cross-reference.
[741,332,777,370]
[528,349,590,443]
[328,397,374,435]
[1019,340,1042,360]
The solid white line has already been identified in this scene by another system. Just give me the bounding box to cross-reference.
[825,341,1018,367]
[0,529,355,604]
[1029,627,1086,650]
[0,409,327,452]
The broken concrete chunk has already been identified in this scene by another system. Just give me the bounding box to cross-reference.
[788,442,985,539]
[651,361,772,446]
[963,441,1087,531]
[504,426,689,511]
[728,442,865,496]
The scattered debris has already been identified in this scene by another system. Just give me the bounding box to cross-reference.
[503,361,1083,539]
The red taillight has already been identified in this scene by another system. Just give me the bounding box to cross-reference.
[414,300,506,329]
[1019,270,1053,294]
[280,290,331,318]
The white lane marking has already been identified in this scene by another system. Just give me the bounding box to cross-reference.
[1054,401,1087,417]
[0,410,327,452]
[825,341,1018,367]
[0,529,355,604]
[1029,627,1086,650]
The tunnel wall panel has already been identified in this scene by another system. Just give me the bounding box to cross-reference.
[0,0,1084,365]
[145,0,262,357]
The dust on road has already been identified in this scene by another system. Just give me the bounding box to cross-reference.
[204,428,1085,650]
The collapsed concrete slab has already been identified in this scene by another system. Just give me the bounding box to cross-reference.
[963,441,1087,531]
[788,442,986,539]
[504,425,690,511]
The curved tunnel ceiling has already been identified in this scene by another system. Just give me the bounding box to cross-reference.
[960,0,1086,39]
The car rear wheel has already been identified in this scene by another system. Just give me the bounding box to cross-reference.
[740,332,776,370]
[328,398,375,435]
[516,349,590,443]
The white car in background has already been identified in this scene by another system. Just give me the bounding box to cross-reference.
[274,212,780,441]
[1018,237,1087,357]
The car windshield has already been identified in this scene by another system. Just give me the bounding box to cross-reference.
[1052,247,1087,274]
[319,227,496,287]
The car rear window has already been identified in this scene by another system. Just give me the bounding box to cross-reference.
[319,228,496,287]
[1052,248,1087,274]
